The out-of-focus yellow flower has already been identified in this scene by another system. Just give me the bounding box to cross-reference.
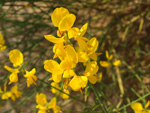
[51,7,76,31]
[9,49,23,67]
[0,33,7,51]
[36,93,47,106]
[24,68,37,87]
[10,85,22,101]
[4,66,20,84]
[1,85,21,101]
[36,93,48,113]
[131,101,150,113]
[100,50,121,68]
[48,97,61,113]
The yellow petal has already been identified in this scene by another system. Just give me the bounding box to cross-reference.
[1,92,12,100]
[78,51,88,62]
[80,23,88,37]
[131,102,143,111]
[59,14,76,31]
[87,37,98,55]
[113,60,121,66]
[44,35,64,43]
[51,7,69,27]
[52,73,62,83]
[100,61,111,68]
[106,51,113,60]
[68,27,79,39]
[9,49,23,67]
[4,65,19,73]
[9,73,18,84]
[65,45,78,64]
[44,60,63,74]
[88,75,97,84]
[145,101,150,109]
[48,97,56,109]
[77,38,87,51]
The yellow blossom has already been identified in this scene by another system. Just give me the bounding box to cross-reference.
[9,49,23,67]
[4,66,20,84]
[48,97,61,113]
[10,85,22,101]
[69,75,88,91]
[51,7,76,31]
[100,50,121,68]
[24,68,37,87]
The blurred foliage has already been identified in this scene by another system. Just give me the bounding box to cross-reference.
[0,0,150,113]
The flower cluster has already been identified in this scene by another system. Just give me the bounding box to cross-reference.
[36,93,61,113]
[44,7,103,92]
[4,49,37,87]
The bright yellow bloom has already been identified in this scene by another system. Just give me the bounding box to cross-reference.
[9,49,23,67]
[4,66,20,84]
[100,50,121,68]
[48,97,61,113]
[0,33,7,51]
[69,75,88,91]
[76,37,100,62]
[83,61,99,84]
[131,101,150,113]
[51,7,76,31]
[24,68,37,87]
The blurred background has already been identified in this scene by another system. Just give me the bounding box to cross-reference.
[0,0,150,112]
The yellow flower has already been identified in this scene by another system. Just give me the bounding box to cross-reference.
[83,61,99,84]
[48,97,61,113]
[36,93,47,106]
[24,68,37,87]
[100,50,121,68]
[1,85,21,101]
[51,7,76,31]
[10,85,22,101]
[0,33,7,51]
[131,101,150,113]
[44,60,63,83]
[9,49,23,67]
[4,66,20,84]
[1,92,12,100]
[36,93,48,113]
[69,75,88,91]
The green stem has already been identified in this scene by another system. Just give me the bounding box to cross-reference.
[89,83,108,113]
[38,78,92,107]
